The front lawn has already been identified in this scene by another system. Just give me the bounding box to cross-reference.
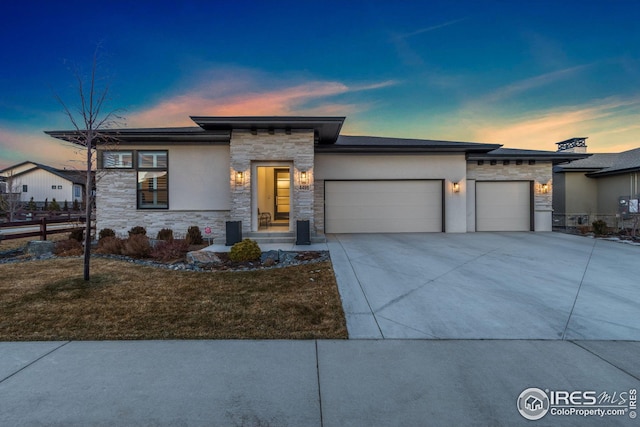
[0,257,348,340]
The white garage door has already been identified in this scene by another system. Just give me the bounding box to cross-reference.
[325,180,442,233]
[476,181,531,231]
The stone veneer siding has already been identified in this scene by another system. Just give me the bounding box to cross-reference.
[96,169,230,240]
[229,129,315,233]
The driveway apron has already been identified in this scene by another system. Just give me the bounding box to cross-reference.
[327,232,640,340]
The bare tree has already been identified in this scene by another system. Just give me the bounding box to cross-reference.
[53,49,123,281]
[0,170,25,222]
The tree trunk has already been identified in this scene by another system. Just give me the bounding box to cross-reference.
[83,130,93,281]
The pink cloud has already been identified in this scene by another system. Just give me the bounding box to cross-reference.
[468,97,640,151]
[127,69,397,128]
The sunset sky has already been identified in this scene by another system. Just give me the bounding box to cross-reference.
[2,0,640,169]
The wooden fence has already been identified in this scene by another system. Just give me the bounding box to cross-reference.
[0,215,93,242]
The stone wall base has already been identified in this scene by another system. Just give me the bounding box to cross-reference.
[97,211,230,242]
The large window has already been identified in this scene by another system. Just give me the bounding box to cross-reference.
[137,151,168,209]
[103,151,133,168]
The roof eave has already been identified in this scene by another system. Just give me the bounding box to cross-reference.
[315,144,500,154]
[468,152,590,165]
[45,129,231,146]
[191,116,346,144]
[586,166,640,178]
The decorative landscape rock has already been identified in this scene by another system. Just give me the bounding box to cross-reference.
[25,240,55,258]
[260,250,280,263]
[186,250,223,267]
[278,250,298,266]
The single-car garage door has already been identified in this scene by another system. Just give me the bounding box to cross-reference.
[325,180,442,233]
[476,181,531,231]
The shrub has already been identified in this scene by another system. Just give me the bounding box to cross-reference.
[28,197,36,211]
[96,236,124,255]
[49,198,60,211]
[98,228,116,241]
[122,234,151,258]
[54,239,83,256]
[63,200,69,211]
[151,239,190,262]
[43,198,48,211]
[72,199,80,211]
[592,219,608,236]
[128,226,147,237]
[186,225,203,245]
[229,239,261,262]
[69,228,84,242]
[156,228,174,241]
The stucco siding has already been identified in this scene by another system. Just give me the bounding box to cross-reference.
[169,146,230,210]
[552,171,566,214]
[564,172,598,214]
[596,173,638,215]
[315,154,467,233]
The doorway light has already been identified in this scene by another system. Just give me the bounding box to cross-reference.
[300,170,309,185]
[452,182,460,193]
[235,171,244,186]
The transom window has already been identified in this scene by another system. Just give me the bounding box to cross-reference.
[103,151,133,168]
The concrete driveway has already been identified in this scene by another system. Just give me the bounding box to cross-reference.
[327,232,640,340]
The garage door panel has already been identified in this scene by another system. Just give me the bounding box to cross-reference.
[476,182,530,231]
[325,180,442,233]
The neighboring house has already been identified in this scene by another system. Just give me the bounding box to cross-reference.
[553,137,640,226]
[46,116,585,240]
[0,161,87,206]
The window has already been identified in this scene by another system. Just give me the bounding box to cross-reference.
[74,186,82,199]
[58,185,63,189]
[137,151,168,209]
[22,185,28,193]
[103,151,133,168]
[52,185,57,190]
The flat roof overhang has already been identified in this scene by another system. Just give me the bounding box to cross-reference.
[45,127,230,147]
[468,152,590,165]
[315,144,501,154]
[191,116,345,144]
[586,166,640,177]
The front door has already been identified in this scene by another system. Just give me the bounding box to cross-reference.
[274,168,290,220]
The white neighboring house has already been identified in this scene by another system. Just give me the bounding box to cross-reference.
[0,161,86,207]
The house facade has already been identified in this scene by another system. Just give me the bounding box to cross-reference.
[0,161,86,207]
[553,138,640,226]
[47,116,585,240]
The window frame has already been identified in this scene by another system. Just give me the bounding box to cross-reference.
[102,150,134,169]
[136,150,169,210]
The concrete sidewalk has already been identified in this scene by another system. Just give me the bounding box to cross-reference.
[1,340,638,426]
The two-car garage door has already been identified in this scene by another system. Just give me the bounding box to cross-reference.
[325,180,443,233]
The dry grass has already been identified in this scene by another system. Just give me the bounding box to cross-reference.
[0,257,347,340]
[0,235,67,251]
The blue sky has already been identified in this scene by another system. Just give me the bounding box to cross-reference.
[2,0,640,169]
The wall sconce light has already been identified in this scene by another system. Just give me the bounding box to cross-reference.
[541,183,549,194]
[300,170,309,185]
[235,171,244,186]
[452,182,460,193]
